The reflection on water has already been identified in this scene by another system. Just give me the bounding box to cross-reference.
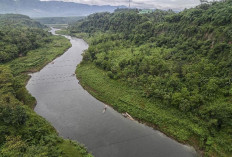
[26,28,197,157]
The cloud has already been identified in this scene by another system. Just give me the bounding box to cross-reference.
[40,0,215,10]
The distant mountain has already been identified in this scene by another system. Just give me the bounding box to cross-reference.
[0,0,125,17]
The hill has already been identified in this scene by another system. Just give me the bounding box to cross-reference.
[0,14,47,63]
[0,14,44,27]
[0,0,125,17]
[69,1,232,156]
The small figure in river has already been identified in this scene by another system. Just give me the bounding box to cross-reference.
[102,105,107,113]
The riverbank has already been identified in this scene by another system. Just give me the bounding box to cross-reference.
[76,63,206,156]
[1,33,92,156]
[27,29,199,157]
[56,30,92,44]
[6,35,71,108]
[59,28,227,156]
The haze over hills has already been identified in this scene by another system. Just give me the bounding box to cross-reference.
[0,0,125,17]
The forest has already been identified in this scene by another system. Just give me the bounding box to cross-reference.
[0,14,47,62]
[69,1,232,156]
[0,14,92,157]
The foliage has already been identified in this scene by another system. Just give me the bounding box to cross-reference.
[0,14,45,28]
[0,14,48,63]
[72,1,232,156]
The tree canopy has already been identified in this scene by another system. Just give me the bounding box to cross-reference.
[0,14,49,63]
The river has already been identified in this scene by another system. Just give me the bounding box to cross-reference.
[26,28,197,157]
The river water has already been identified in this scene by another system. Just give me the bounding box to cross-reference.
[26,28,197,157]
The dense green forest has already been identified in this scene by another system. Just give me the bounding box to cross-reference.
[0,14,92,157]
[0,14,47,62]
[69,1,232,156]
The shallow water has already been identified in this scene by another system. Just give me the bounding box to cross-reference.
[26,28,197,157]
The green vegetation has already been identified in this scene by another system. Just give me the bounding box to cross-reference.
[33,16,85,30]
[56,29,70,35]
[72,1,232,156]
[47,24,69,29]
[0,14,92,157]
[34,16,84,25]
[0,14,47,63]
[0,14,45,28]
[58,140,91,157]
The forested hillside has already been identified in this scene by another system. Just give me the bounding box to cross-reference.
[0,14,47,62]
[70,1,232,156]
[0,14,92,157]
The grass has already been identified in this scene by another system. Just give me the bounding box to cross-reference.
[77,62,232,157]
[76,62,212,156]
[56,29,70,35]
[7,35,71,76]
[4,35,71,108]
[59,140,82,157]
[58,140,92,157]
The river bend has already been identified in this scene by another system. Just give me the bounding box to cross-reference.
[26,28,197,157]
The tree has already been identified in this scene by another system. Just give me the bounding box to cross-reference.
[200,0,209,4]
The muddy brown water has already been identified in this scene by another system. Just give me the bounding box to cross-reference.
[26,28,198,157]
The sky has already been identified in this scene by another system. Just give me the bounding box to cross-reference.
[40,0,204,10]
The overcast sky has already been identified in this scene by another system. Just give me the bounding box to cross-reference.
[40,0,206,10]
